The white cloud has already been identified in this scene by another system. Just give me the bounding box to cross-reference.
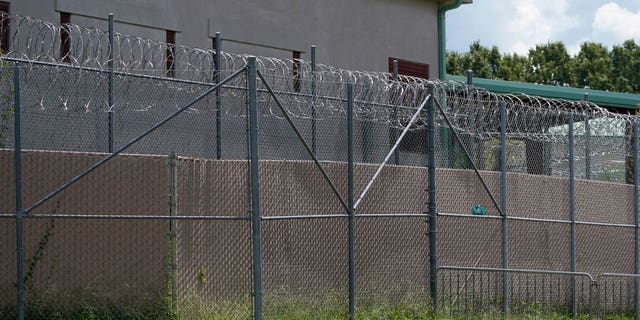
[504,0,579,54]
[593,2,640,44]
[566,37,589,56]
[447,0,640,55]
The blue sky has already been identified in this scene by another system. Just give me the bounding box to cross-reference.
[446,0,640,56]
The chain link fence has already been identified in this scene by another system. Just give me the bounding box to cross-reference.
[2,13,640,319]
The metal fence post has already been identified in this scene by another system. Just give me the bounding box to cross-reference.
[215,32,222,159]
[569,111,577,318]
[248,57,263,320]
[311,45,317,155]
[500,101,509,316]
[634,120,639,319]
[584,93,591,180]
[347,82,355,320]
[392,59,399,165]
[14,64,24,320]
[466,70,473,169]
[427,83,438,307]
[108,13,114,153]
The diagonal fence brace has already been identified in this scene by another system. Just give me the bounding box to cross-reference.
[353,94,431,210]
[434,98,505,217]
[256,70,349,212]
[24,66,249,215]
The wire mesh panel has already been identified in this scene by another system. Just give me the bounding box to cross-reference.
[355,216,430,316]
[438,215,503,268]
[6,152,174,319]
[112,79,215,158]
[0,33,249,318]
[0,63,17,320]
[21,217,170,319]
[18,65,109,152]
[508,220,571,271]
[262,218,349,319]
[255,71,351,318]
[583,119,628,184]
[174,157,252,319]
[575,179,634,225]
[437,267,594,319]
[0,218,15,320]
[506,175,571,221]
[174,219,253,319]
[437,268,505,318]
[596,274,640,318]
[576,225,634,275]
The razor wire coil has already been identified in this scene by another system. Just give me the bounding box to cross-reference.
[0,13,635,143]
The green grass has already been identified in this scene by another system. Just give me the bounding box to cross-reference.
[0,288,172,320]
[2,291,638,319]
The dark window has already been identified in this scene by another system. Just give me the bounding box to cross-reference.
[388,57,429,79]
[388,57,430,153]
[292,50,301,92]
[0,2,9,53]
[60,12,71,62]
[166,30,175,77]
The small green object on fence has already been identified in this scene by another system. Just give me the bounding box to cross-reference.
[472,205,486,216]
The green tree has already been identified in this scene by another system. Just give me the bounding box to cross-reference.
[611,40,640,93]
[527,42,573,86]
[465,41,500,78]
[496,53,530,82]
[446,39,640,95]
[445,51,465,77]
[574,42,613,90]
[446,41,502,79]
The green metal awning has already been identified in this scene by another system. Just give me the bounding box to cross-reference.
[446,75,640,111]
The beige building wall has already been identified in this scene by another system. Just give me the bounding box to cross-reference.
[4,0,442,75]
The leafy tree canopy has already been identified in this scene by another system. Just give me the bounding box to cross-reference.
[446,40,640,94]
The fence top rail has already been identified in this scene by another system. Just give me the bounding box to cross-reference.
[437,266,596,281]
[597,273,640,280]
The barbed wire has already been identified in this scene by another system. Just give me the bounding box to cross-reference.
[0,13,636,143]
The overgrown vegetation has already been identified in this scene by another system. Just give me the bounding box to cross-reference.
[23,219,55,292]
[3,289,639,319]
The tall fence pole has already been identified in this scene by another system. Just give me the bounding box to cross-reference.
[392,59,399,165]
[215,32,222,159]
[584,93,591,180]
[108,13,114,153]
[248,57,263,320]
[634,121,639,319]
[569,112,577,318]
[14,64,25,320]
[500,101,509,316]
[466,70,473,169]
[311,45,317,155]
[427,83,438,307]
[347,82,356,320]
